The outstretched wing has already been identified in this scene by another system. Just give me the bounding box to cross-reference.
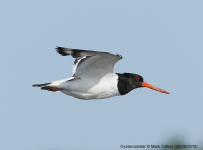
[56,47,122,81]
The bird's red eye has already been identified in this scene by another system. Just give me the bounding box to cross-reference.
[136,77,139,81]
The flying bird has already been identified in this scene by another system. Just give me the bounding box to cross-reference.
[32,47,169,100]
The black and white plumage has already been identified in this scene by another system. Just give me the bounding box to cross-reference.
[33,47,169,100]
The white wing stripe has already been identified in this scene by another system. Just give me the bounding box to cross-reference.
[73,56,87,76]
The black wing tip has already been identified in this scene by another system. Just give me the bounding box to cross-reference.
[56,47,72,56]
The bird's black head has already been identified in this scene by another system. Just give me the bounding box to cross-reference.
[117,73,169,95]
[117,73,143,95]
[123,73,144,88]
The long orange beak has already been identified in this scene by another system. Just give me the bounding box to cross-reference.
[142,81,170,94]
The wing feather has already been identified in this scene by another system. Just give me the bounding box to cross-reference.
[56,47,122,80]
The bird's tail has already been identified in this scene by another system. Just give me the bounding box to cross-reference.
[32,83,63,92]
[32,83,50,87]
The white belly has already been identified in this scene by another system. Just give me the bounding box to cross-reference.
[60,75,121,100]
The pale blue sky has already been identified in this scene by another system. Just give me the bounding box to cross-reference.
[1,1,203,150]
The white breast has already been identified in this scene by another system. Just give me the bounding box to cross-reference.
[60,74,121,100]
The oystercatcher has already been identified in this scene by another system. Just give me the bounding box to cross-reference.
[32,47,169,100]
